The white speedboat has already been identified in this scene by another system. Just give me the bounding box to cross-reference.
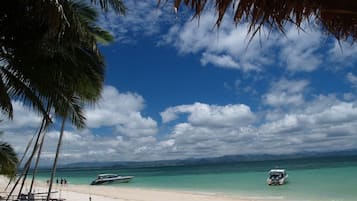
[90,174,134,185]
[267,169,288,185]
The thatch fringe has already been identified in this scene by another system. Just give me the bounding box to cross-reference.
[165,0,357,42]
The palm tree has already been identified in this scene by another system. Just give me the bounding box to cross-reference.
[0,0,125,119]
[164,0,357,42]
[30,1,115,199]
[0,132,18,178]
[1,0,122,200]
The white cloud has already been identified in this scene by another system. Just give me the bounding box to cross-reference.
[263,79,309,107]
[160,10,357,74]
[99,1,174,43]
[161,102,255,127]
[347,72,357,88]
[201,53,241,69]
[161,12,275,71]
[328,40,357,67]
[159,94,357,158]
[0,101,42,130]
[2,90,357,165]
[0,86,162,165]
[278,25,323,72]
[85,86,158,137]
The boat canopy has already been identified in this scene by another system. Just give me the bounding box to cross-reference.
[97,174,118,178]
[269,169,286,175]
[98,174,117,177]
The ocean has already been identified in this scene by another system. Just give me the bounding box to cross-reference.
[36,156,357,201]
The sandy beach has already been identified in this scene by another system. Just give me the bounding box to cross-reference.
[0,176,278,201]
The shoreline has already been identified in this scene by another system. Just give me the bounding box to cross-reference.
[0,176,284,201]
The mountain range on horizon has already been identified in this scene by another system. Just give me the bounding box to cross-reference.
[58,149,357,169]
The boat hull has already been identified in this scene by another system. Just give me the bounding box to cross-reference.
[91,176,134,185]
[267,177,288,185]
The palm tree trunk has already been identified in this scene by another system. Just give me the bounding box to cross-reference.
[5,133,35,191]
[17,165,30,198]
[7,121,46,201]
[47,116,66,201]
[17,117,48,199]
[29,104,51,194]
[28,133,46,194]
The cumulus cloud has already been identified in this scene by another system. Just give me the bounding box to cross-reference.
[85,86,158,137]
[0,101,42,130]
[160,12,275,72]
[263,79,309,107]
[98,1,175,43]
[166,97,357,157]
[0,86,162,165]
[159,9,357,74]
[328,40,357,67]
[347,72,357,88]
[201,53,241,69]
[160,102,256,127]
[2,88,357,164]
[258,97,357,153]
[278,25,323,72]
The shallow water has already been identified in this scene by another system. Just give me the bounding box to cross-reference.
[36,156,357,201]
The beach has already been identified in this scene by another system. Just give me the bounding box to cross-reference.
[0,176,275,201]
[2,156,357,201]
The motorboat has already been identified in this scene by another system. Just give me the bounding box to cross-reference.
[90,174,134,185]
[267,169,288,185]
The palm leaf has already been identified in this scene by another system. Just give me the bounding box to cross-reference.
[90,0,126,14]
[0,142,18,178]
[0,69,13,118]
[1,68,51,122]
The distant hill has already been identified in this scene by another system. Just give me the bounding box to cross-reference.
[61,149,357,169]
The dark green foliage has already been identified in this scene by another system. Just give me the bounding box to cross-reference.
[0,0,119,128]
[0,142,18,178]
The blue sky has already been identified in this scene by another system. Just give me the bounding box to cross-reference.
[1,1,357,165]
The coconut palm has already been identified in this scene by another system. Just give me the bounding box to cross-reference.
[0,0,124,119]
[165,0,357,42]
[1,0,122,200]
[34,1,115,200]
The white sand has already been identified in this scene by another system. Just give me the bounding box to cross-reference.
[0,176,278,201]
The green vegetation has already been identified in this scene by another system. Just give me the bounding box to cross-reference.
[0,0,124,200]
[0,140,18,178]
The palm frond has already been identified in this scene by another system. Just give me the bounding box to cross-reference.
[1,68,51,122]
[90,0,126,15]
[67,1,114,45]
[92,27,114,44]
[53,94,86,130]
[0,70,13,118]
[0,142,18,178]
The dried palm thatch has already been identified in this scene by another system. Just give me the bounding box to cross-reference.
[161,0,357,42]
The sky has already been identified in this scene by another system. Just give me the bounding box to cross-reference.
[1,1,357,165]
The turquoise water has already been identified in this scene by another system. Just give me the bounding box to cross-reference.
[37,156,357,201]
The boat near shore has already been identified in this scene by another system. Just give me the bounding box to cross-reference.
[267,169,288,185]
[90,174,134,185]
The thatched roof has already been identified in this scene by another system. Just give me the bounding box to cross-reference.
[163,0,357,42]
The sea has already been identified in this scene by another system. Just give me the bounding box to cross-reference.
[36,155,357,201]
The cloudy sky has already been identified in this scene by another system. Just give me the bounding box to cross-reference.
[1,1,357,165]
